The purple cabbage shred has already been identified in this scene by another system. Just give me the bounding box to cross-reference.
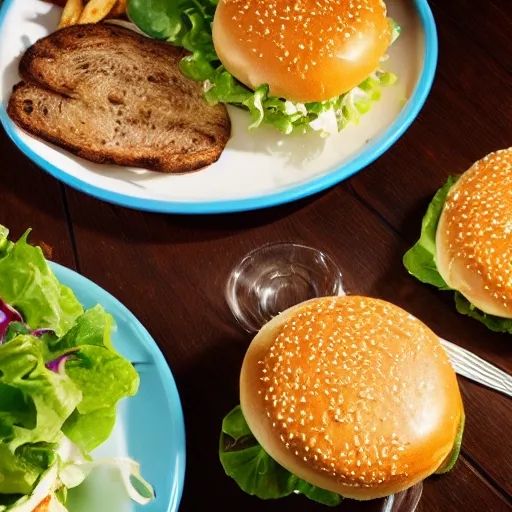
[0,298,56,344]
[45,355,70,373]
[31,328,56,337]
[0,297,73,373]
[0,298,24,343]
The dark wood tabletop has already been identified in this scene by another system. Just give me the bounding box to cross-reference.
[1,0,511,510]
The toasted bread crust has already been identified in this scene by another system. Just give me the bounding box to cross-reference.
[8,23,231,174]
[9,83,223,173]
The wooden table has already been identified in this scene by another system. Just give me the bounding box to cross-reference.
[1,0,511,510]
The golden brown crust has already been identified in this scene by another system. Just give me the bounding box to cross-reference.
[8,84,224,174]
[8,23,231,174]
[436,147,512,318]
[212,0,391,102]
[241,296,462,499]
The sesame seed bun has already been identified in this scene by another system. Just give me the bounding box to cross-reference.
[240,296,463,500]
[436,147,512,318]
[212,0,392,103]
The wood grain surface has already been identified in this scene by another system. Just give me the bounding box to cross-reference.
[1,0,511,511]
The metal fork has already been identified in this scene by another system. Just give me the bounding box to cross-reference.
[131,345,512,398]
[439,338,512,399]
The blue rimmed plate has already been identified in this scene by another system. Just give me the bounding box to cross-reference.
[49,262,186,512]
[0,0,437,214]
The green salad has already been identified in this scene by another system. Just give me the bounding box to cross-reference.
[403,177,512,334]
[126,0,401,135]
[0,225,154,511]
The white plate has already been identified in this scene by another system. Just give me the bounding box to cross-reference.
[0,0,437,214]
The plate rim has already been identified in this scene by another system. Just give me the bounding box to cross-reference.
[49,261,187,512]
[0,0,438,215]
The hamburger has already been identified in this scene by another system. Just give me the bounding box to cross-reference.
[212,0,393,103]
[128,0,401,134]
[404,147,512,333]
[220,296,464,504]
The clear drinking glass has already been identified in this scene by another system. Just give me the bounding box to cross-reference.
[226,242,345,333]
[225,241,424,512]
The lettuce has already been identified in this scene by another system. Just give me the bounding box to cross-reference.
[403,178,512,334]
[435,412,465,474]
[127,0,400,135]
[0,229,83,337]
[0,226,151,509]
[61,343,139,453]
[0,336,81,495]
[0,463,61,512]
[1,447,155,511]
[38,305,139,452]
[219,406,342,506]
[220,404,463,505]
[454,292,512,333]
[403,176,458,290]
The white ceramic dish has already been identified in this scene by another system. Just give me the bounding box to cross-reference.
[0,0,437,214]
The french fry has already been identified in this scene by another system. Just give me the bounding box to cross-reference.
[108,0,127,18]
[58,0,83,28]
[77,0,117,24]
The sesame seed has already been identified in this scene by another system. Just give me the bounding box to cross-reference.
[254,294,446,485]
[439,147,512,312]
[222,0,390,75]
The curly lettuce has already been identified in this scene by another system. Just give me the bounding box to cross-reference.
[435,412,465,474]
[0,226,152,510]
[220,406,342,505]
[0,229,83,337]
[403,177,512,334]
[127,0,400,135]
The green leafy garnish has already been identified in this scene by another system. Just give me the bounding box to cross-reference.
[403,175,458,290]
[0,335,81,495]
[219,406,342,506]
[0,225,145,506]
[0,229,83,336]
[127,0,400,134]
[47,305,116,356]
[403,178,512,333]
[435,411,465,474]
[454,293,512,334]
[61,344,139,452]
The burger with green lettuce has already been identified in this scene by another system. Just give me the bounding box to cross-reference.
[127,0,401,135]
[404,147,512,334]
[219,296,464,505]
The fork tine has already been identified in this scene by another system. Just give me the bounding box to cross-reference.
[444,348,510,384]
[439,338,512,399]
[441,338,510,379]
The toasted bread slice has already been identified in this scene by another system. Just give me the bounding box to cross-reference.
[8,23,231,173]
